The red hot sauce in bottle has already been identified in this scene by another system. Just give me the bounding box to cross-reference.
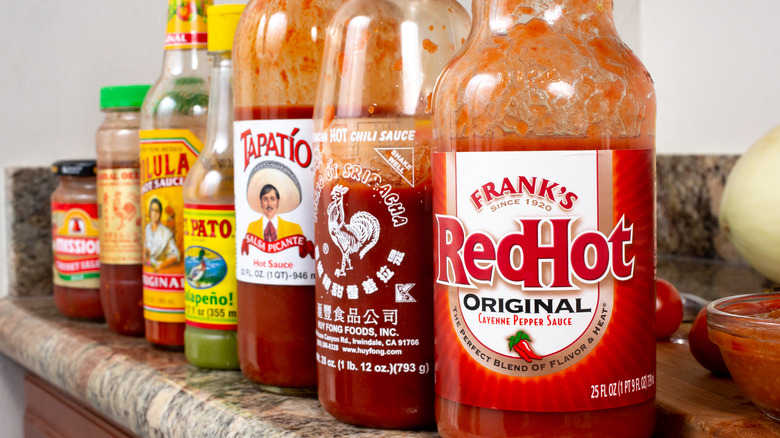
[232,0,343,393]
[431,1,657,437]
[312,0,469,428]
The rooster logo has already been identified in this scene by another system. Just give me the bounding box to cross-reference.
[327,185,380,277]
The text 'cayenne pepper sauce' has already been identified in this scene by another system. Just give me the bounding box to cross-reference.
[312,0,469,428]
[432,1,657,437]
[140,0,211,349]
[232,0,342,393]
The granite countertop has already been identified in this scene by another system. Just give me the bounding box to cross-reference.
[0,296,437,438]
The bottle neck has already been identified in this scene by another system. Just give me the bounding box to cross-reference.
[202,51,233,158]
[159,48,210,78]
[472,0,615,32]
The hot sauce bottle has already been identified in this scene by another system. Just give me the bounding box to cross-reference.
[51,160,102,320]
[232,0,343,394]
[97,85,150,336]
[140,0,212,349]
[431,1,657,436]
[312,0,469,428]
[183,4,245,370]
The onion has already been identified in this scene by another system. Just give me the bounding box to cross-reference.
[720,125,780,283]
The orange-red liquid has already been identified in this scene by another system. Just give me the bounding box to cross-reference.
[100,264,144,336]
[54,285,103,320]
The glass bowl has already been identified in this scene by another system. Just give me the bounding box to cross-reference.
[708,292,780,421]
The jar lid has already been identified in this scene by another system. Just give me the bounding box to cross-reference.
[100,85,151,109]
[207,4,246,52]
[51,160,97,177]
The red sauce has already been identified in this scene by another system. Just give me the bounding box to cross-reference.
[235,105,317,391]
[146,319,184,349]
[433,136,656,437]
[314,178,434,428]
[100,264,144,335]
[54,285,104,320]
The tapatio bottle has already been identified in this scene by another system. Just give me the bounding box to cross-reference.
[232,0,343,394]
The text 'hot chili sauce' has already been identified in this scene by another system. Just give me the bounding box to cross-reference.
[232,0,342,393]
[432,1,657,436]
[312,0,469,429]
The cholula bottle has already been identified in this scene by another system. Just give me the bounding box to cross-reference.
[432,1,657,437]
[232,0,342,394]
[312,0,469,428]
[140,0,212,349]
[183,4,244,370]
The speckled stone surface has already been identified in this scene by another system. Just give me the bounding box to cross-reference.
[5,167,57,297]
[0,296,438,438]
[656,154,742,262]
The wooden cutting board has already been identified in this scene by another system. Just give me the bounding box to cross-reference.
[655,324,780,437]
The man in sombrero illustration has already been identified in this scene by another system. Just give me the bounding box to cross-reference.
[245,161,304,246]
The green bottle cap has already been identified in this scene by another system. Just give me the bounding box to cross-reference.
[100,85,152,109]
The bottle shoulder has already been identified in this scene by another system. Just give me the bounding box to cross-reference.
[433,21,656,140]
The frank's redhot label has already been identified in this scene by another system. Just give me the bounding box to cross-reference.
[433,147,656,412]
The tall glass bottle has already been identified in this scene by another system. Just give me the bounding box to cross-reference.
[97,85,150,336]
[140,0,212,349]
[432,1,657,437]
[232,0,343,394]
[312,0,469,429]
[183,4,244,370]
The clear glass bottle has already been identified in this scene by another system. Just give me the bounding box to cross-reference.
[183,4,244,370]
[432,1,657,436]
[232,0,343,394]
[97,85,150,336]
[140,0,212,349]
[51,160,102,320]
[312,0,469,428]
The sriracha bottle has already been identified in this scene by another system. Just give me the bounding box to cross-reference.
[232,0,343,394]
[432,0,657,436]
[312,0,469,428]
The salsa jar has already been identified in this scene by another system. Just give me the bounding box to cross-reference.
[96,85,150,336]
[431,0,657,436]
[51,160,102,320]
[232,0,342,394]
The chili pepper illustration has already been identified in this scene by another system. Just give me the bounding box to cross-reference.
[509,330,542,362]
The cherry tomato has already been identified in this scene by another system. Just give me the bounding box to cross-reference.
[688,307,729,375]
[655,278,683,339]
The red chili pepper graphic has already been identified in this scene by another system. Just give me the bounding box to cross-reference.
[508,330,542,363]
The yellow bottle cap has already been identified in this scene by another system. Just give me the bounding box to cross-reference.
[207,4,246,52]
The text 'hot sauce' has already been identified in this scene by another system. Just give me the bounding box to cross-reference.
[232,0,342,393]
[431,1,657,437]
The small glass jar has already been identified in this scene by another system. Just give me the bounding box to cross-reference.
[51,160,102,320]
[96,85,150,335]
